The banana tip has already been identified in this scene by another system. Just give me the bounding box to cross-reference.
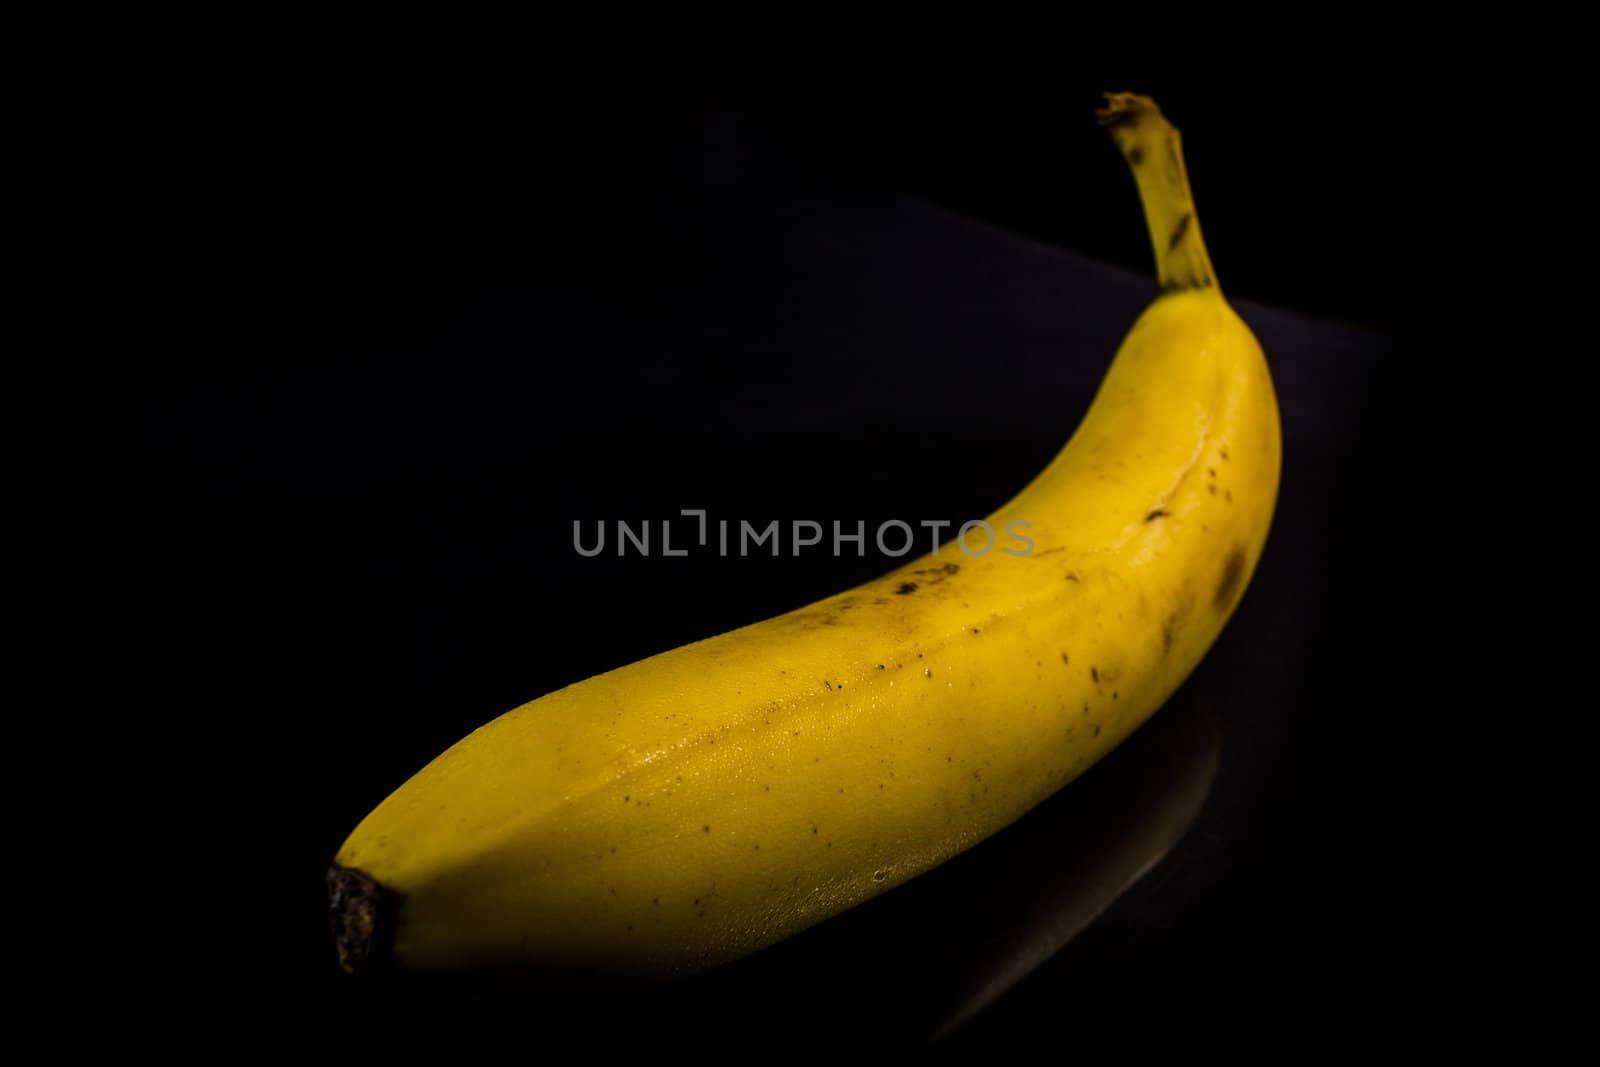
[327,863,395,975]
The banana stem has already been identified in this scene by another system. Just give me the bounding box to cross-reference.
[1098,93,1218,294]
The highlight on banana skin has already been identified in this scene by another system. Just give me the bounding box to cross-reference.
[327,93,1281,980]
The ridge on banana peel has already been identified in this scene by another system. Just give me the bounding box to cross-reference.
[329,93,1282,978]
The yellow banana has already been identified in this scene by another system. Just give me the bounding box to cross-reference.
[328,93,1281,977]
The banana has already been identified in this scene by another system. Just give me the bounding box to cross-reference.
[328,93,1281,977]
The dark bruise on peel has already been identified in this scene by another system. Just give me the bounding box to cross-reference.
[1215,547,1248,610]
[1167,213,1192,252]
[895,563,958,597]
[911,562,960,582]
[1145,508,1168,523]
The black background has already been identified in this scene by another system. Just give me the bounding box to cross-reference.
[141,53,1477,1049]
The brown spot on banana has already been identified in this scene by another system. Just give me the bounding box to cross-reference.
[1215,547,1248,611]
[1167,212,1192,252]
